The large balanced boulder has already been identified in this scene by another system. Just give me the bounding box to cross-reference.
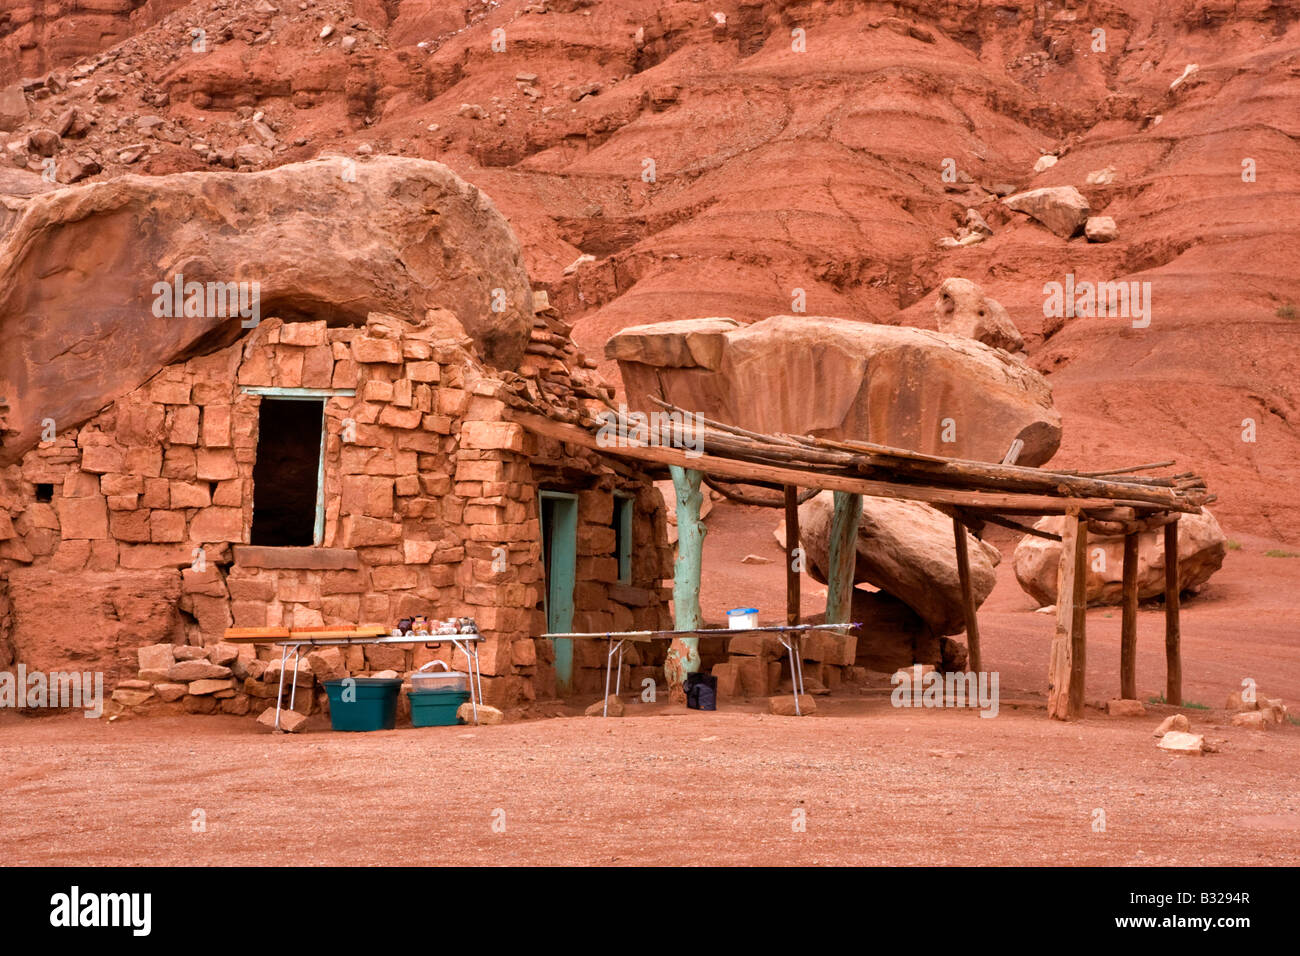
[0,155,533,464]
[786,491,1002,636]
[1002,186,1090,238]
[1012,509,1227,607]
[609,314,1062,466]
[933,278,1024,353]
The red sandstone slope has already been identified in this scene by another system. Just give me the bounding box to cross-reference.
[3,0,1298,537]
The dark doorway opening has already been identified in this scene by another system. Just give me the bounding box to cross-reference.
[250,398,323,546]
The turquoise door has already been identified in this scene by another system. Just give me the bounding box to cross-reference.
[539,491,578,693]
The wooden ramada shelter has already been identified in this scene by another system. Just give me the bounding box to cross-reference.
[508,399,1214,720]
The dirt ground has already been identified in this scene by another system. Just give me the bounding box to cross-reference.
[2,511,1298,867]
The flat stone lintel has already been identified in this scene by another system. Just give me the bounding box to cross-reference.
[233,545,360,570]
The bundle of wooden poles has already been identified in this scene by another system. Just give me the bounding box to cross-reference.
[589,396,1214,520]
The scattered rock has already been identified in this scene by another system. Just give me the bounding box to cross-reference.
[740,553,771,565]
[964,207,994,237]
[1169,63,1198,91]
[569,82,601,102]
[1013,509,1226,606]
[1157,730,1205,755]
[232,143,272,166]
[458,103,487,119]
[1086,166,1116,186]
[111,688,153,707]
[1107,698,1147,717]
[769,694,816,716]
[257,707,308,733]
[1033,154,1058,173]
[27,129,61,157]
[0,84,29,132]
[933,277,1024,352]
[1085,216,1118,243]
[1153,713,1189,736]
[1003,185,1090,238]
[457,701,505,724]
[585,695,625,716]
[1231,711,1269,730]
[563,253,596,275]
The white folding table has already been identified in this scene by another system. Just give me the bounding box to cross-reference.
[543,623,861,716]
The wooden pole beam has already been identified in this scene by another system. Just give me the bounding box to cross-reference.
[665,465,705,703]
[1068,517,1088,718]
[825,491,862,632]
[1048,512,1087,720]
[509,411,1199,514]
[1164,519,1182,706]
[784,485,801,628]
[953,516,983,674]
[1120,531,1139,700]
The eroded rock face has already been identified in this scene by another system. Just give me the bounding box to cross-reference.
[792,491,1002,636]
[0,155,533,464]
[609,314,1062,466]
[934,278,1024,353]
[1012,509,1227,607]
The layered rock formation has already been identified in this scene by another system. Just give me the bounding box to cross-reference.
[1012,509,1227,607]
[0,155,534,464]
[0,0,1296,534]
[609,314,1062,466]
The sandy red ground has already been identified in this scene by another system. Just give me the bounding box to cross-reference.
[2,508,1296,867]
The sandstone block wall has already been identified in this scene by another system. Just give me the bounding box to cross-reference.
[0,312,673,713]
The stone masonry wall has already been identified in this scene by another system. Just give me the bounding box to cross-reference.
[0,309,673,717]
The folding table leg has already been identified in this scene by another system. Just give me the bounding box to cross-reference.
[780,634,801,716]
[603,638,625,717]
[287,645,301,714]
[470,643,482,724]
[274,643,289,730]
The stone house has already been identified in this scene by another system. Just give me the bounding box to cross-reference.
[0,306,675,716]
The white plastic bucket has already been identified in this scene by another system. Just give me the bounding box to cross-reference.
[727,607,759,629]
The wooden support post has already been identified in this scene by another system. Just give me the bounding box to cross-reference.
[952,516,983,674]
[784,485,801,628]
[825,491,862,630]
[1164,518,1182,706]
[1120,531,1139,700]
[1048,511,1088,720]
[665,465,705,701]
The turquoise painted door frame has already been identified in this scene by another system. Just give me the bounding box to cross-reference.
[538,490,579,693]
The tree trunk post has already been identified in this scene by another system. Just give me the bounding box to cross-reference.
[1120,531,1139,700]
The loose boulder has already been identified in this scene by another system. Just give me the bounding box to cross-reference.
[609,315,1062,466]
[933,278,1025,353]
[0,156,534,464]
[1003,186,1090,238]
[1012,509,1226,606]
[792,491,1001,636]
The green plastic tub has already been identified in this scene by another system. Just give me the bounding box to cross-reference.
[408,688,470,727]
[323,678,403,732]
